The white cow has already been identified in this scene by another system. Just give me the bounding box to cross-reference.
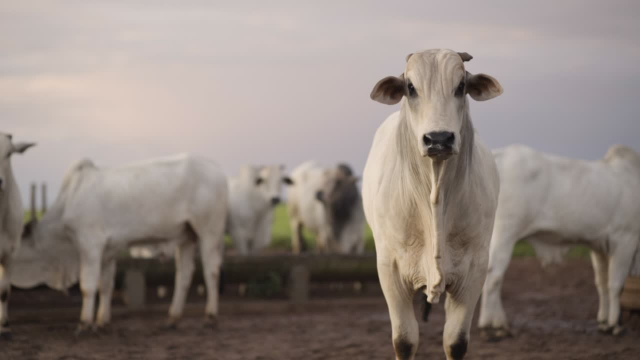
[227,164,292,254]
[0,133,35,339]
[10,154,228,332]
[479,144,640,337]
[363,49,502,360]
[287,162,365,254]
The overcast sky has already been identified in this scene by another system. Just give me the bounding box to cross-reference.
[2,0,640,202]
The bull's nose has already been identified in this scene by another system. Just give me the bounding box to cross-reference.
[315,190,324,202]
[271,197,281,206]
[423,131,455,157]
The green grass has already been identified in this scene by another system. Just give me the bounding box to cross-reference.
[27,206,589,258]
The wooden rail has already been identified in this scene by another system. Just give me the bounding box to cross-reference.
[116,254,379,307]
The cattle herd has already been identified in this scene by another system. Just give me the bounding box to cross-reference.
[0,49,639,360]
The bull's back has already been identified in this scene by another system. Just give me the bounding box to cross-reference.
[64,154,227,233]
[495,145,622,240]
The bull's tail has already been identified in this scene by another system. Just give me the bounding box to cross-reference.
[420,292,432,322]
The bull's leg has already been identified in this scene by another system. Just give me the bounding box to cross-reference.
[78,248,102,334]
[443,269,486,360]
[605,236,637,335]
[199,234,224,327]
[590,250,609,331]
[232,230,249,255]
[478,227,517,338]
[167,241,196,327]
[0,256,11,339]
[316,229,331,253]
[96,258,116,329]
[378,262,419,360]
[289,218,303,254]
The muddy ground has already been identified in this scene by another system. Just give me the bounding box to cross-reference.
[5,258,640,360]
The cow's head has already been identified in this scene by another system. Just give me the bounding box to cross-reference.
[370,49,502,161]
[255,164,293,206]
[315,164,360,241]
[0,133,35,191]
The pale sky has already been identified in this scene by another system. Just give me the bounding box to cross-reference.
[2,0,640,202]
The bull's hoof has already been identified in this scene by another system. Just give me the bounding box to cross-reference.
[612,325,626,337]
[597,322,610,334]
[480,327,511,342]
[95,323,112,335]
[165,317,179,330]
[204,314,218,329]
[74,322,95,338]
[0,329,12,340]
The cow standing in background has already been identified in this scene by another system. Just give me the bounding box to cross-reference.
[227,164,292,255]
[363,49,503,360]
[287,162,365,254]
[0,133,35,339]
[11,154,228,332]
[479,144,640,338]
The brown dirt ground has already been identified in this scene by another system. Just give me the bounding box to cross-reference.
[5,258,640,360]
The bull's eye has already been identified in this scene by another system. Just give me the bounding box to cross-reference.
[407,81,416,97]
[455,81,465,97]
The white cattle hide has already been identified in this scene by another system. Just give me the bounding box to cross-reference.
[0,132,35,337]
[479,144,640,337]
[11,154,228,331]
[363,49,502,360]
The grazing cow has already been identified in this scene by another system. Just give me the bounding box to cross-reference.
[10,154,228,332]
[362,49,502,360]
[287,162,365,254]
[227,164,292,255]
[479,144,640,338]
[0,133,35,339]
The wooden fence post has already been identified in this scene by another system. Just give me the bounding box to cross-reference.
[289,264,310,304]
[41,183,47,213]
[124,270,146,309]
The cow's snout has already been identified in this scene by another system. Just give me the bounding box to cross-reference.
[423,131,455,159]
[271,197,281,206]
[315,190,324,203]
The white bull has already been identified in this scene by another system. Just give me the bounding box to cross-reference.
[11,154,228,332]
[479,144,640,337]
[363,49,502,360]
[287,162,365,254]
[227,165,292,255]
[0,133,35,339]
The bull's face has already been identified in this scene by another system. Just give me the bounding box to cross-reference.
[315,164,359,239]
[255,165,293,206]
[370,49,503,161]
[0,133,35,191]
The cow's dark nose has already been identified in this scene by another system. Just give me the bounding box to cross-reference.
[423,131,455,157]
[271,197,281,206]
[315,190,324,203]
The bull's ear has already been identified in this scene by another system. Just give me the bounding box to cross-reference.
[370,74,405,105]
[282,176,294,185]
[11,142,36,155]
[466,72,503,101]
